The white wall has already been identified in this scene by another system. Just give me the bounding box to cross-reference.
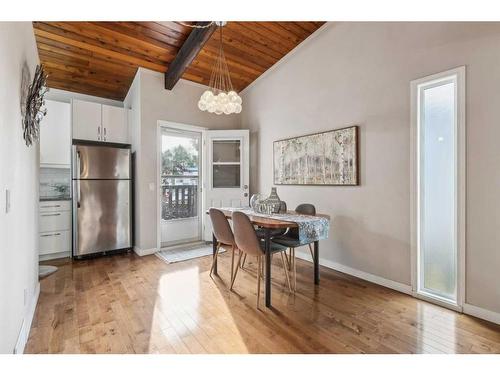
[240,22,500,316]
[125,68,240,252]
[0,22,40,353]
[123,71,142,248]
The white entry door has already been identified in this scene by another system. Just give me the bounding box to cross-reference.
[203,129,249,241]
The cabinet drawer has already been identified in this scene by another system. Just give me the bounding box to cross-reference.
[40,210,71,232]
[39,230,71,255]
[40,200,71,212]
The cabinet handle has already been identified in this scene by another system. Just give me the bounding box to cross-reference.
[41,213,61,217]
[41,233,61,237]
[41,205,61,208]
[103,127,107,141]
[98,126,101,141]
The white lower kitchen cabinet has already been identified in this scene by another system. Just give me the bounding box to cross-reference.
[39,231,71,258]
[39,210,71,233]
[39,200,72,260]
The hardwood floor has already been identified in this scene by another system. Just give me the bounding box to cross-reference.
[25,251,500,354]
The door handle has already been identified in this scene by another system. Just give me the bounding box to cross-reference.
[41,233,61,237]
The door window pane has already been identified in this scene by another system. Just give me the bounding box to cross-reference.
[213,165,240,188]
[213,140,240,162]
[420,80,456,301]
[161,133,199,220]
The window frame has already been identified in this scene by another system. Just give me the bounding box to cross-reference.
[410,66,466,311]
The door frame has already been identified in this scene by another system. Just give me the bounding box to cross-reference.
[156,120,207,250]
[410,66,466,312]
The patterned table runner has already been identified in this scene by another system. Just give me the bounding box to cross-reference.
[219,207,330,245]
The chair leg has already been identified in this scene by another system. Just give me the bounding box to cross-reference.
[230,245,235,282]
[288,248,292,271]
[241,253,247,269]
[280,252,292,292]
[293,247,297,292]
[283,249,291,271]
[257,256,261,308]
[209,243,221,276]
[308,243,315,263]
[230,251,243,290]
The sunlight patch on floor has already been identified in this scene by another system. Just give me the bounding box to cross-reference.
[147,263,248,353]
[416,301,457,353]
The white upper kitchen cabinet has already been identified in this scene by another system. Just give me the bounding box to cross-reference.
[72,99,128,143]
[72,99,102,141]
[40,100,71,167]
[102,104,128,143]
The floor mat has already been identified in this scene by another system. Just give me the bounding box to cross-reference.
[156,244,225,264]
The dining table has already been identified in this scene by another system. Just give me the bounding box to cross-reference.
[207,207,330,308]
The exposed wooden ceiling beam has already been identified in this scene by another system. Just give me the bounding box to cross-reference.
[164,21,216,90]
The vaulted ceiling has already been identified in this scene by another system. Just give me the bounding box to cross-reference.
[32,22,325,101]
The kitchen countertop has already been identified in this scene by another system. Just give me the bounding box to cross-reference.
[40,197,72,202]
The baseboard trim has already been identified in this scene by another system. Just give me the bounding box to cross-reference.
[133,246,157,256]
[14,282,40,354]
[463,303,500,325]
[294,251,412,295]
[39,251,70,261]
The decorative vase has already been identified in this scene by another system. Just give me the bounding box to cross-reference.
[279,201,287,214]
[249,193,262,210]
[265,187,284,214]
[267,187,280,202]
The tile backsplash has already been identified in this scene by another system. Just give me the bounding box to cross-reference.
[40,167,71,199]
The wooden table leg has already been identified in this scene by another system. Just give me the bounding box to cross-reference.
[212,233,218,275]
[265,228,272,308]
[314,240,319,285]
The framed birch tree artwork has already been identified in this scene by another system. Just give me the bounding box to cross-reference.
[273,126,359,186]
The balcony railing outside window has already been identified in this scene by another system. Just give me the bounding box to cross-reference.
[161,176,198,220]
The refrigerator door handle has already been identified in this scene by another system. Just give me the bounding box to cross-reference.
[77,180,81,208]
[72,146,83,180]
[77,150,82,176]
[76,151,81,207]
[72,180,78,257]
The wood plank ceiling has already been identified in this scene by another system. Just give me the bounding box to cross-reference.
[33,22,324,101]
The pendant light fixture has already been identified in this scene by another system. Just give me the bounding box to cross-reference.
[198,21,242,115]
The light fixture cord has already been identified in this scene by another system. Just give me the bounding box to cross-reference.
[206,24,234,94]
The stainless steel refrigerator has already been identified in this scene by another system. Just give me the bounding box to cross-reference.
[72,142,132,257]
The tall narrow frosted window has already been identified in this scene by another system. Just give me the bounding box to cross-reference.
[419,79,457,302]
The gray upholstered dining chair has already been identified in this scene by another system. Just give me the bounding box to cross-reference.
[209,208,239,283]
[231,211,292,308]
[271,203,316,292]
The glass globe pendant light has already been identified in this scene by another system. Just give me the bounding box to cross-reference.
[198,22,242,115]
